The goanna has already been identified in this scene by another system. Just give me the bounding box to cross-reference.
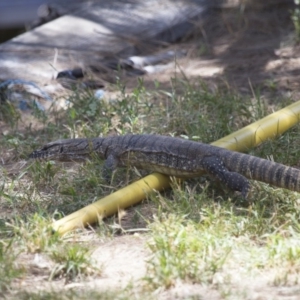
[29,134,300,198]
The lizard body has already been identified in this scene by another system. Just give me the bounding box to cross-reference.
[29,134,300,197]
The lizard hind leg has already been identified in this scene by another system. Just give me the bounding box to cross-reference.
[201,155,250,199]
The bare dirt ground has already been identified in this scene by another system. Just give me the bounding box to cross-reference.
[3,1,300,299]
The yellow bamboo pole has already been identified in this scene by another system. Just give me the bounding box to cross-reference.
[52,101,300,235]
[212,101,300,150]
[52,173,171,234]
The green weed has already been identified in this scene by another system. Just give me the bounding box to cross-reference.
[145,214,231,288]
[9,213,60,253]
[291,0,300,42]
[0,97,21,128]
[49,243,101,281]
[0,239,23,295]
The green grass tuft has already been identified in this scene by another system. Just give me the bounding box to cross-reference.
[49,243,101,282]
[145,214,231,288]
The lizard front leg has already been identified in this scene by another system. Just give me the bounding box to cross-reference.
[102,154,119,183]
[201,156,250,198]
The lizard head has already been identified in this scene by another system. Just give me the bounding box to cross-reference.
[29,139,92,162]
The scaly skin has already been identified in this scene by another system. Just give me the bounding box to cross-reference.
[29,134,300,198]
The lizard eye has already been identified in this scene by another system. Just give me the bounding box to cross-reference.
[59,146,64,153]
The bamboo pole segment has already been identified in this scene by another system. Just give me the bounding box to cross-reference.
[52,101,300,235]
[212,101,300,150]
[52,173,171,234]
